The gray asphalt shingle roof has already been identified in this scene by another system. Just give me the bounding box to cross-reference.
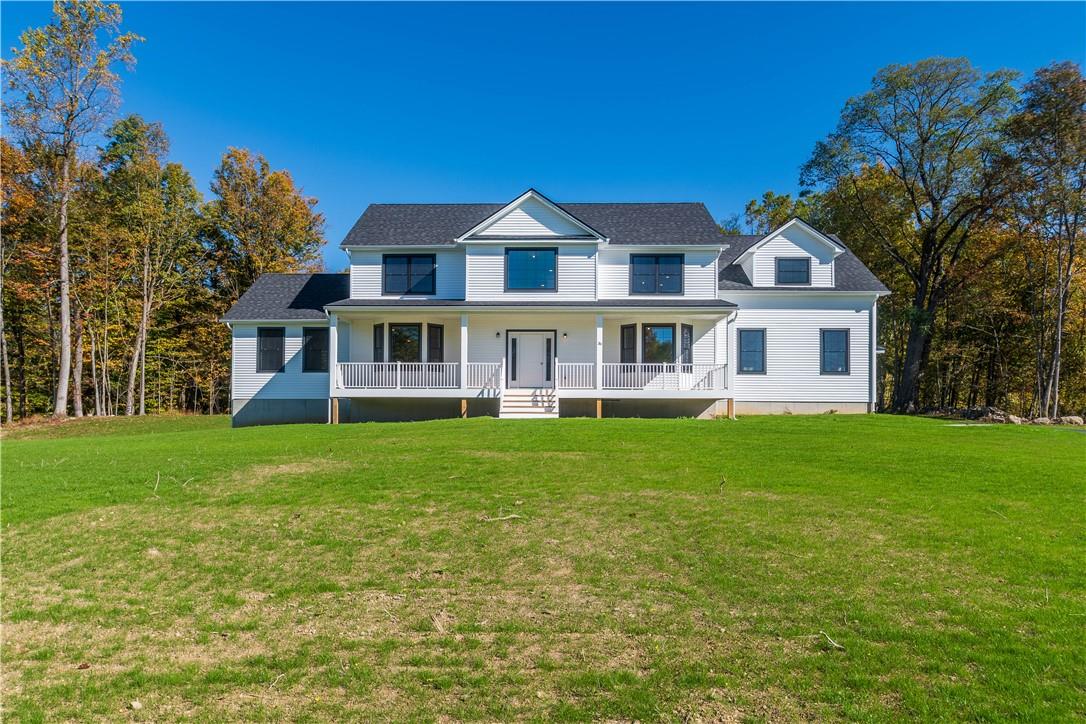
[341,202,727,247]
[221,273,348,321]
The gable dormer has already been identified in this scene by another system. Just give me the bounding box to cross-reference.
[736,218,845,288]
[457,189,606,242]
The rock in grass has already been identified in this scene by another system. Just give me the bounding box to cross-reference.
[1059,415,1084,425]
[130,700,142,711]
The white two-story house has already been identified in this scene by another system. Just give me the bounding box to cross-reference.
[222,189,888,425]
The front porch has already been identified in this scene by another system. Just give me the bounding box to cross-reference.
[332,360,728,397]
[326,308,731,418]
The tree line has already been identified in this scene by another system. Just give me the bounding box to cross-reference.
[2,2,325,422]
[3,5,1082,422]
[721,58,1084,416]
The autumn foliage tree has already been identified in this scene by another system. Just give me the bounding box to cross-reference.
[3,0,141,417]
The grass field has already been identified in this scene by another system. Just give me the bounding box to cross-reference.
[2,414,1084,721]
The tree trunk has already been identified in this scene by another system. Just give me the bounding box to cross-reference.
[139,330,146,415]
[0,287,12,426]
[73,313,84,417]
[53,152,72,418]
[125,249,152,416]
[89,325,102,416]
[893,311,929,412]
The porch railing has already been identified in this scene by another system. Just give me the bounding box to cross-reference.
[338,362,459,389]
[556,362,595,389]
[335,361,725,392]
[601,363,727,391]
[465,362,503,389]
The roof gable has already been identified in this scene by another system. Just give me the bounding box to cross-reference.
[735,218,845,264]
[458,189,605,242]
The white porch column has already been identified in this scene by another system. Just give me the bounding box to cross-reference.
[459,313,469,389]
[328,312,339,399]
[595,314,604,390]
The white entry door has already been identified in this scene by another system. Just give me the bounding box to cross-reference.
[510,332,552,388]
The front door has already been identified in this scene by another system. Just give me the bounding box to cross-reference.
[509,332,553,388]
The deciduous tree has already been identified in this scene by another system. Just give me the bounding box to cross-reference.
[802,57,1018,412]
[2,0,140,417]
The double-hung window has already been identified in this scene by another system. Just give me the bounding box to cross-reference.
[775,257,810,285]
[737,329,766,374]
[820,329,850,375]
[383,254,435,295]
[505,248,557,291]
[256,327,285,373]
[630,254,683,294]
[302,327,329,372]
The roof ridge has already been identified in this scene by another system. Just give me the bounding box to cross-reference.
[365,201,708,207]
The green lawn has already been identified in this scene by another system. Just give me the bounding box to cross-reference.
[2,414,1083,721]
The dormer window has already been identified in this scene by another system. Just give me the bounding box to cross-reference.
[775,257,810,285]
[383,254,435,295]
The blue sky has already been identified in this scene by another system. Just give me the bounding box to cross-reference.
[3,2,1083,269]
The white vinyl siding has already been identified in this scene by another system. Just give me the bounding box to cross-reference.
[728,295,872,402]
[598,248,719,299]
[349,249,465,299]
[231,324,330,400]
[749,228,835,287]
[472,196,589,238]
[465,245,596,301]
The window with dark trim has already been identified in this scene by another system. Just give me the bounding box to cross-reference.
[630,254,684,295]
[620,324,637,364]
[383,254,436,295]
[642,324,676,364]
[820,329,850,375]
[256,327,285,373]
[737,329,766,374]
[389,323,422,362]
[427,324,444,363]
[775,257,810,285]
[681,323,694,368]
[505,248,557,291]
[302,327,329,372]
[373,323,385,362]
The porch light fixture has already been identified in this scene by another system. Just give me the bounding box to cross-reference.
[562,332,568,339]
[495,331,500,337]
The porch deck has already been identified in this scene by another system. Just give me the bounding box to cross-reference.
[333,361,728,398]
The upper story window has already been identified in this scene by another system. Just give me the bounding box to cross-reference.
[630,254,683,294]
[775,257,810,285]
[383,254,435,295]
[506,248,557,291]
